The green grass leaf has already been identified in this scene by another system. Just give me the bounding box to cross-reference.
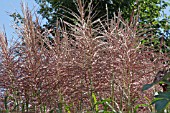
[153,99,169,112]
[142,83,154,92]
[154,92,170,99]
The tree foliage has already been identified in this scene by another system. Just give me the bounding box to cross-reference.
[10,0,170,39]
[35,0,170,33]
[9,0,170,51]
[35,0,134,26]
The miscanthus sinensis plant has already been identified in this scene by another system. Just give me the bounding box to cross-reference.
[0,0,169,112]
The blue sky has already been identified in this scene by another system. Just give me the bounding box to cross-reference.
[0,0,41,40]
[0,0,170,41]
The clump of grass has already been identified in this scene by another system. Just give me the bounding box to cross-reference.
[0,0,169,112]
